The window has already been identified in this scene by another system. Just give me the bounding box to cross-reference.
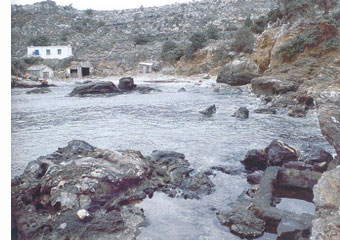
[57,49,62,55]
[46,49,51,55]
[35,50,39,56]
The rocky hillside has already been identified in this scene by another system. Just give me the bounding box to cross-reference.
[11,0,276,75]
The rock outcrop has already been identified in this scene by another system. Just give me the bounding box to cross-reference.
[232,107,249,119]
[68,81,122,97]
[11,140,214,239]
[251,76,299,96]
[216,58,260,86]
[199,104,216,116]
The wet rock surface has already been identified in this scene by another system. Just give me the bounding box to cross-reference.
[11,140,214,240]
[118,77,137,91]
[199,104,216,116]
[26,88,52,94]
[232,107,249,119]
[254,108,277,114]
[68,81,122,97]
[251,76,299,96]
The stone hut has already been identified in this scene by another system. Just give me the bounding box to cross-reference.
[26,65,54,79]
[67,61,93,78]
[138,62,153,73]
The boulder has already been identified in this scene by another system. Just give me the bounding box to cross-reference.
[247,171,264,185]
[26,88,51,94]
[288,105,307,117]
[177,87,186,92]
[302,146,333,165]
[12,141,215,239]
[254,108,277,114]
[210,165,243,175]
[67,81,122,97]
[217,208,265,239]
[216,58,260,86]
[265,139,301,166]
[118,77,136,91]
[199,104,216,116]
[232,107,249,119]
[241,149,267,171]
[311,168,340,240]
[137,86,161,94]
[251,76,299,96]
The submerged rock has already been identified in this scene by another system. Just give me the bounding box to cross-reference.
[68,81,122,97]
[177,87,186,92]
[288,105,307,117]
[199,104,216,115]
[232,107,249,119]
[254,108,277,114]
[26,88,51,94]
[12,141,214,239]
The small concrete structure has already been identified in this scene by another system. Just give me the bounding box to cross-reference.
[26,65,54,79]
[27,45,72,59]
[138,62,153,73]
[67,61,93,78]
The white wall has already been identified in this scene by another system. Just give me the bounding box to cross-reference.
[27,46,73,59]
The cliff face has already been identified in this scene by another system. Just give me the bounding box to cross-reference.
[11,0,276,75]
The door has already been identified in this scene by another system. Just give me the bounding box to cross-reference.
[43,72,49,79]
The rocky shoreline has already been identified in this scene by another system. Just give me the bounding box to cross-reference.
[11,140,214,239]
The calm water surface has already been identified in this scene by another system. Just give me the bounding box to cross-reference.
[11,77,333,240]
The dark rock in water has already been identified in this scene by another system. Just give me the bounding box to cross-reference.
[302,146,333,165]
[232,107,249,119]
[210,165,243,175]
[242,149,267,171]
[288,105,307,117]
[265,139,301,166]
[213,88,220,92]
[199,104,216,115]
[277,219,312,240]
[254,108,277,114]
[118,77,137,91]
[83,80,94,84]
[283,161,313,171]
[137,86,161,94]
[26,88,51,94]
[217,208,265,239]
[12,141,214,239]
[247,171,264,184]
[68,81,122,97]
[177,87,186,92]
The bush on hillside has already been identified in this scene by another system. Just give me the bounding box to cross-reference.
[189,32,207,50]
[85,9,93,16]
[11,58,26,76]
[205,25,220,40]
[23,57,43,65]
[161,40,184,64]
[133,34,152,45]
[230,27,255,53]
[251,16,268,34]
[28,35,50,46]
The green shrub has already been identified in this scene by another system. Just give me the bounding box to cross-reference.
[85,9,93,16]
[11,58,26,76]
[244,16,253,28]
[251,16,268,34]
[230,27,255,53]
[189,32,207,51]
[225,24,238,31]
[161,40,184,64]
[205,25,219,40]
[267,8,283,23]
[133,34,152,45]
[322,38,338,52]
[23,57,43,65]
[28,35,50,46]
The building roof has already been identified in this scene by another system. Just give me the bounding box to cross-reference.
[139,62,153,66]
[27,65,51,71]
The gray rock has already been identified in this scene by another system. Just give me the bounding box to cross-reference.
[242,149,268,171]
[247,171,264,184]
[254,108,277,114]
[232,107,249,119]
[288,105,307,117]
[26,88,52,94]
[177,87,186,92]
[251,76,299,96]
[118,77,136,91]
[217,58,260,86]
[68,81,122,97]
[265,139,301,166]
[199,104,216,115]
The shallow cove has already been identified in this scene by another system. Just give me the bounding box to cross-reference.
[11,77,333,239]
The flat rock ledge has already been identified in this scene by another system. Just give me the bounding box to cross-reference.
[11,140,214,240]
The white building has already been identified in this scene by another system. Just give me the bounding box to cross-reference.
[27,45,72,59]
[26,65,54,79]
[138,62,153,73]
